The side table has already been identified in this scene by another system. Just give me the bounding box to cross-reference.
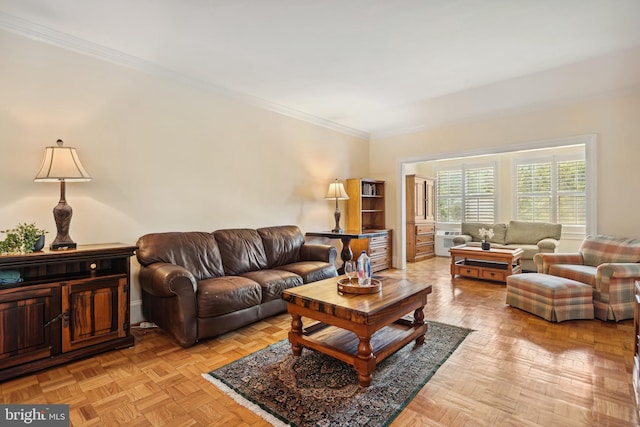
[306,230,390,273]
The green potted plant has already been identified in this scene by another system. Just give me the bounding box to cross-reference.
[0,222,48,255]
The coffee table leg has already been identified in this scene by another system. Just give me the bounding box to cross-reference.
[355,336,376,387]
[450,252,456,278]
[288,314,303,356]
[414,307,426,345]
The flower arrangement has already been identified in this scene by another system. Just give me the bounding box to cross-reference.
[478,227,494,242]
[0,222,48,255]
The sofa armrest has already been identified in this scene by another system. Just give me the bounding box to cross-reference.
[533,253,584,273]
[300,243,337,265]
[537,238,559,251]
[596,263,640,282]
[138,262,198,347]
[138,262,197,297]
[594,263,640,311]
[453,235,472,245]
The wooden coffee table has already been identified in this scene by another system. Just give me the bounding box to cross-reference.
[281,276,432,387]
[449,244,523,283]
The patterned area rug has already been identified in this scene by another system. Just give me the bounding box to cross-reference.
[202,321,472,426]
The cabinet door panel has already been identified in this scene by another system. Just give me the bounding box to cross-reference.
[414,180,426,220]
[0,287,56,369]
[71,287,114,339]
[425,178,435,222]
[62,276,127,352]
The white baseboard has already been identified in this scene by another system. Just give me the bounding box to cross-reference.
[130,299,144,324]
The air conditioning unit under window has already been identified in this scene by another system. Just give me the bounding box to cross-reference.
[435,230,461,257]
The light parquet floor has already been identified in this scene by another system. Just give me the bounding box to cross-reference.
[1,257,638,426]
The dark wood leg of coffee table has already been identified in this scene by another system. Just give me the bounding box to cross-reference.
[450,252,456,278]
[414,307,426,345]
[355,335,375,387]
[288,314,303,356]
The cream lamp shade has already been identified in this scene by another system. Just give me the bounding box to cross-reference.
[324,181,349,200]
[34,141,92,182]
[34,139,91,250]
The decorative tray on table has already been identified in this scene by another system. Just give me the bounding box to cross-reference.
[337,277,382,294]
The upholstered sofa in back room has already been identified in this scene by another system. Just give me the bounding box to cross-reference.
[135,225,338,347]
[453,221,562,271]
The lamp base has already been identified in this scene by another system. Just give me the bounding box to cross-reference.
[332,208,344,234]
[51,196,77,251]
[50,242,77,250]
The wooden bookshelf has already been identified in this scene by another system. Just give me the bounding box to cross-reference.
[345,178,392,272]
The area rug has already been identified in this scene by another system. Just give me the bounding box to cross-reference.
[202,321,472,426]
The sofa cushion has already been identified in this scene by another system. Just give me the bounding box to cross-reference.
[214,228,268,275]
[461,222,507,244]
[548,264,597,288]
[276,261,338,283]
[257,225,304,268]
[242,269,303,303]
[197,276,262,317]
[580,235,640,267]
[136,232,224,280]
[507,243,539,262]
[505,221,562,245]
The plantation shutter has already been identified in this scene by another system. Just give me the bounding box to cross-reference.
[516,162,552,222]
[436,170,462,223]
[556,159,586,225]
[464,166,495,222]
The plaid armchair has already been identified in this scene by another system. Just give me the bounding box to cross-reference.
[534,235,640,321]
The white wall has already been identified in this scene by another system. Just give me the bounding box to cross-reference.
[371,89,640,267]
[0,31,368,322]
[4,28,640,321]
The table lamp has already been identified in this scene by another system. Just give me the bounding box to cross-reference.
[325,179,349,233]
[34,139,92,250]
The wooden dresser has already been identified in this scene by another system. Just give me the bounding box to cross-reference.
[0,243,136,381]
[406,175,435,262]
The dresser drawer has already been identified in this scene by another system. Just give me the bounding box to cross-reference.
[371,256,391,272]
[416,244,435,256]
[369,233,390,247]
[369,244,390,258]
[416,224,435,234]
[416,235,434,245]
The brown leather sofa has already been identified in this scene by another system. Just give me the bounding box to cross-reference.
[135,225,338,347]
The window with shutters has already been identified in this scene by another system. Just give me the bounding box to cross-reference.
[436,163,495,223]
[514,155,586,226]
[436,169,462,223]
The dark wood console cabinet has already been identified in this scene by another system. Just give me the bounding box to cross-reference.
[0,243,136,382]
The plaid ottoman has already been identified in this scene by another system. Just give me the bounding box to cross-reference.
[506,273,594,322]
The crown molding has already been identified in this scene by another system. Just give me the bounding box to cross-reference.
[0,12,370,140]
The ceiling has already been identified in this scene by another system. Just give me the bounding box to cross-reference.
[2,0,640,139]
